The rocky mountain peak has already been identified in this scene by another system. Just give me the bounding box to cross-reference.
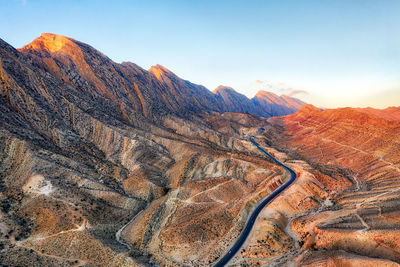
[17,33,118,103]
[255,90,278,97]
[254,90,281,103]
[280,94,307,109]
[213,85,235,94]
[19,33,77,54]
[148,64,174,80]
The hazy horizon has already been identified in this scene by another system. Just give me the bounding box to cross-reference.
[2,0,399,108]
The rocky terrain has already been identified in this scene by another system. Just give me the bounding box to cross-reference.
[1,32,399,266]
[0,33,306,266]
[258,105,400,266]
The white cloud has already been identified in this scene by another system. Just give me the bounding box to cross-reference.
[253,80,309,97]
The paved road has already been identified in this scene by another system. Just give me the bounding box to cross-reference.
[214,128,297,267]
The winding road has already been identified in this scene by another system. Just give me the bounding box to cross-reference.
[214,128,297,267]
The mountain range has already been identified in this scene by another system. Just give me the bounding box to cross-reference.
[17,33,305,120]
[1,33,400,266]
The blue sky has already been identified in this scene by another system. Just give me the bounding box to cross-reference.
[1,0,399,108]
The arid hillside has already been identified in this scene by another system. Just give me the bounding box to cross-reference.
[1,33,400,267]
[355,106,400,122]
[0,34,307,266]
[263,105,400,266]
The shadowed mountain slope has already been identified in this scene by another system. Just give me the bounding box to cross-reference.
[252,90,307,117]
[213,85,265,115]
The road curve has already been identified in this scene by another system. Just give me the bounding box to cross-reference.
[214,128,297,267]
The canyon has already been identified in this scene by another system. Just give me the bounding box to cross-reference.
[0,33,399,266]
